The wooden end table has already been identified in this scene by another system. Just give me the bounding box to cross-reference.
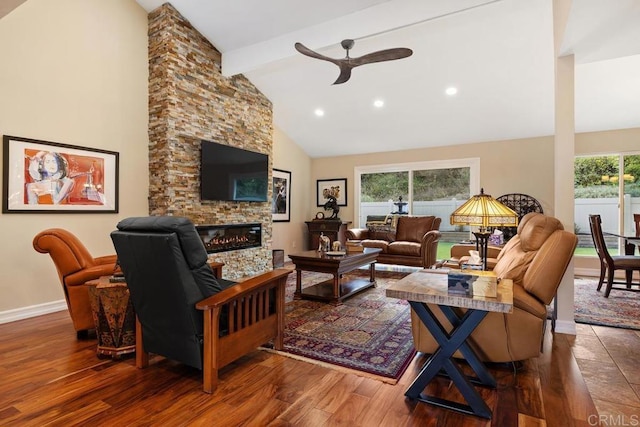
[207,260,224,278]
[386,269,513,419]
[288,248,381,304]
[87,276,136,359]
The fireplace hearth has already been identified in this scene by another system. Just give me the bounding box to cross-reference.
[196,223,262,253]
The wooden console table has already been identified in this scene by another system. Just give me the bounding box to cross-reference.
[305,220,351,250]
[386,270,513,419]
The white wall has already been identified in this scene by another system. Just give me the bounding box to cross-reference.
[0,0,149,316]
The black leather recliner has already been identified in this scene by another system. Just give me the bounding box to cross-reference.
[111,216,290,393]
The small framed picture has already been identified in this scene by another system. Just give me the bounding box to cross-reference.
[272,169,291,222]
[317,178,347,207]
[2,135,119,213]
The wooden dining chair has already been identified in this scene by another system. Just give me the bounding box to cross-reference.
[635,214,640,238]
[589,214,640,297]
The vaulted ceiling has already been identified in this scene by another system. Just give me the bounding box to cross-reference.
[11,1,639,158]
[0,0,26,20]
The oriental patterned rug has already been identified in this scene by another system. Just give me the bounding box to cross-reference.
[573,277,640,330]
[265,268,416,384]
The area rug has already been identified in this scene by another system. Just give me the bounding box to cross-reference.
[574,277,640,330]
[267,268,415,384]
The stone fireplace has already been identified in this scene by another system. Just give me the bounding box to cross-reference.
[147,4,274,280]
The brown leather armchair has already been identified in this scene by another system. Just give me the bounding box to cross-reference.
[33,228,118,337]
[411,213,578,362]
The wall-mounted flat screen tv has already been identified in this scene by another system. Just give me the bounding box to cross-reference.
[200,140,269,202]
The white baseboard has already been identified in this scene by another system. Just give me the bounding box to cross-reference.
[574,267,599,277]
[574,267,639,280]
[554,319,577,335]
[0,300,67,324]
[0,270,610,332]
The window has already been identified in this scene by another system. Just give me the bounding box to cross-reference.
[412,168,471,212]
[574,153,640,256]
[355,159,480,260]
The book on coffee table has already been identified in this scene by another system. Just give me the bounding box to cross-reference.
[346,240,364,252]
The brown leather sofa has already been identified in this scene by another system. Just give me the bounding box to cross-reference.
[411,213,578,362]
[33,228,119,337]
[346,216,441,268]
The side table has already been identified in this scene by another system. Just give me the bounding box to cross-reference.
[207,260,224,278]
[386,270,513,419]
[87,276,136,358]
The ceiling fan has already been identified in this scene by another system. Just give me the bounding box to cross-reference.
[294,39,413,85]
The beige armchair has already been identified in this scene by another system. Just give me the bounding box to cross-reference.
[411,213,578,362]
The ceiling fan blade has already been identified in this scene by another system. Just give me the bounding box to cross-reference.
[332,63,354,85]
[350,48,413,67]
[294,43,340,65]
[295,41,412,85]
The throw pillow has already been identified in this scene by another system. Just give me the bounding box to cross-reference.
[367,224,396,241]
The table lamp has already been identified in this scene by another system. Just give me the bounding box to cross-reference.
[450,188,519,270]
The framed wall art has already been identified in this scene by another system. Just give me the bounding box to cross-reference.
[317,178,347,207]
[272,168,291,222]
[2,135,119,213]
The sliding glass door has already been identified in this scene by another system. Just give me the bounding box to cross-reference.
[355,159,479,260]
[359,171,409,218]
[574,153,640,256]
[412,168,471,215]
[622,154,640,236]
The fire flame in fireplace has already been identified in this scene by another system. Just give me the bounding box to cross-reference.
[204,234,256,252]
[207,235,249,246]
[197,223,262,254]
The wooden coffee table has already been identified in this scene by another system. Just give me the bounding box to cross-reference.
[288,248,381,304]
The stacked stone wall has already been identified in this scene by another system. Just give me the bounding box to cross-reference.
[148,4,273,278]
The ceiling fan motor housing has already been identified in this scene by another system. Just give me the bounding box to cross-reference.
[341,39,355,50]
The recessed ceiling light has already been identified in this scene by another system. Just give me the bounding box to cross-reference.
[314,108,325,117]
[445,87,458,96]
[373,99,384,108]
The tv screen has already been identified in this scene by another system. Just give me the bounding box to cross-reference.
[200,140,269,202]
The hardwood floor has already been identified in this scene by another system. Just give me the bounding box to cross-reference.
[0,310,637,426]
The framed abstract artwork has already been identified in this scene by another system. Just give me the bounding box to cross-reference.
[316,178,347,207]
[272,168,291,222]
[2,135,119,213]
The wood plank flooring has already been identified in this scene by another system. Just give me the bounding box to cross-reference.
[0,310,637,426]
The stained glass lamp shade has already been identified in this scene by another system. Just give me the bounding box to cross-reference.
[450,188,518,269]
